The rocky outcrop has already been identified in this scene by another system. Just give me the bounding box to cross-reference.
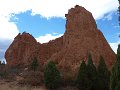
[5,32,63,67]
[5,5,116,79]
[5,32,38,67]
[49,6,116,79]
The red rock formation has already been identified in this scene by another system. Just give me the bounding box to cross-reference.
[5,32,38,67]
[53,6,116,68]
[5,32,63,67]
[49,6,116,79]
[5,5,116,79]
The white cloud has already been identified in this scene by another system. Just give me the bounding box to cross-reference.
[0,0,118,39]
[109,41,120,53]
[0,0,118,19]
[0,17,19,40]
[0,39,12,62]
[114,25,120,28]
[36,33,63,43]
[23,0,119,19]
[0,0,119,62]
[102,12,114,21]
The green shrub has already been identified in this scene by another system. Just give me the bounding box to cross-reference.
[30,57,39,71]
[87,53,98,90]
[97,56,110,90]
[110,44,120,90]
[76,60,88,90]
[115,81,120,90]
[18,71,43,86]
[44,61,61,89]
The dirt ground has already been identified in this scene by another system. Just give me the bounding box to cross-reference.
[0,79,79,90]
[0,79,47,90]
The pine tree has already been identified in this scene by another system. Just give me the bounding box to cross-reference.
[117,44,120,60]
[115,81,120,90]
[44,61,61,89]
[2,61,5,65]
[97,56,110,90]
[110,44,120,90]
[30,57,39,71]
[0,61,2,65]
[87,53,98,90]
[76,60,88,90]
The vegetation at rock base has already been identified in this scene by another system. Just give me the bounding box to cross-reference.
[30,57,39,71]
[97,56,110,90]
[117,44,120,60]
[76,60,88,90]
[76,53,111,90]
[0,50,119,90]
[87,53,98,90]
[19,71,43,86]
[44,61,61,89]
[110,44,120,90]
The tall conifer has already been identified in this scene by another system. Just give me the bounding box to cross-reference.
[87,53,98,90]
[97,56,110,90]
[44,61,61,89]
[110,45,120,90]
[76,60,88,90]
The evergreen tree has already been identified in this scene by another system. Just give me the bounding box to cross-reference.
[0,61,2,65]
[76,60,88,90]
[44,61,61,89]
[30,57,39,71]
[110,45,120,90]
[87,53,98,90]
[97,56,110,90]
[117,44,120,60]
[115,81,120,90]
[2,61,5,65]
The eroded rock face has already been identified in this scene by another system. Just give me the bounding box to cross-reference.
[5,5,116,79]
[5,32,63,67]
[49,6,116,79]
[5,32,38,67]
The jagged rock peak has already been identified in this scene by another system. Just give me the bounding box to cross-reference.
[65,5,97,31]
[14,32,37,43]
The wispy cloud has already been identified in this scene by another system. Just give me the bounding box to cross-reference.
[102,12,115,21]
[114,25,120,28]
[0,0,118,19]
[0,0,118,62]
[36,33,63,43]
[0,0,118,40]
[0,17,19,40]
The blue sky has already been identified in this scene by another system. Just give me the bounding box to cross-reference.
[0,0,119,62]
[10,10,66,37]
[10,10,120,43]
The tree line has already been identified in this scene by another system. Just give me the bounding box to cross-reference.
[30,44,120,90]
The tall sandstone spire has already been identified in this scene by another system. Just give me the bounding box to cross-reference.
[5,5,116,79]
[50,5,116,78]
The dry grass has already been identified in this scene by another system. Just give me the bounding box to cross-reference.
[58,86,79,90]
[18,71,44,86]
[0,79,79,90]
[0,80,47,90]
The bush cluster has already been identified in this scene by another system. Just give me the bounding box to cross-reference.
[1,45,120,90]
[44,61,61,89]
[76,53,110,90]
